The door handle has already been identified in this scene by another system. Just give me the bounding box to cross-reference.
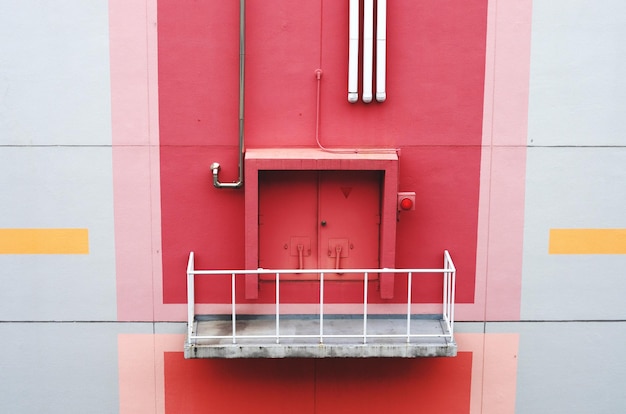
[297,244,304,270]
[334,245,342,271]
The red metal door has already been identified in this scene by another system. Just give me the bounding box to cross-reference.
[259,171,319,277]
[318,171,381,278]
[258,170,380,279]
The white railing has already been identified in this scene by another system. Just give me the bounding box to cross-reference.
[186,251,456,345]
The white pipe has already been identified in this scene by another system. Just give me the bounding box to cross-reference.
[348,0,359,103]
[362,0,374,103]
[376,0,387,102]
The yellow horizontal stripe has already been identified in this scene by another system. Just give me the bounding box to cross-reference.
[0,228,89,254]
[549,229,626,254]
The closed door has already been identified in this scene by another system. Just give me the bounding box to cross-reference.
[259,170,381,279]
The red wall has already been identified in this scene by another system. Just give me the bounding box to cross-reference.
[165,352,473,413]
[158,0,487,304]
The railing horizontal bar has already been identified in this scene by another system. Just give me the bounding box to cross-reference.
[191,334,453,340]
[189,268,450,275]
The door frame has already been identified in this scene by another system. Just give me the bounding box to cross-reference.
[244,148,399,299]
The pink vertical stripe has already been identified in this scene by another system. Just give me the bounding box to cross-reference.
[118,335,159,414]
[467,0,531,321]
[110,0,163,320]
[482,334,520,413]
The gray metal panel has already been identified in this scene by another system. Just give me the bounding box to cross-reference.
[0,322,153,414]
[0,146,116,321]
[490,322,626,414]
[155,322,187,334]
[528,0,626,146]
[521,147,626,320]
[0,0,112,146]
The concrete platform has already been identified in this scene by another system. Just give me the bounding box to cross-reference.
[185,315,456,358]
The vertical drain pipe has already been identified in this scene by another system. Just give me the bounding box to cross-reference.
[362,0,374,103]
[347,0,359,103]
[376,0,386,102]
[210,0,245,188]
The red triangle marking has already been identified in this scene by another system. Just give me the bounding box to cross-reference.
[341,187,352,198]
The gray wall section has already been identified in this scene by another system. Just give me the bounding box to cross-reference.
[0,2,130,412]
[519,1,626,412]
[524,0,626,320]
[0,0,116,320]
[528,0,626,147]
[0,0,112,146]
[0,322,153,414]
[521,147,626,320]
[491,322,626,414]
[0,147,117,321]
[0,2,122,412]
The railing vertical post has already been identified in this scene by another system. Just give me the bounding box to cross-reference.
[444,250,456,338]
[406,271,412,343]
[276,272,280,344]
[443,253,449,322]
[450,266,456,336]
[363,272,368,344]
[187,252,195,341]
[319,272,324,343]
[232,273,236,344]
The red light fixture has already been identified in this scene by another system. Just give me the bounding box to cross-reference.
[397,192,416,211]
[400,197,413,210]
